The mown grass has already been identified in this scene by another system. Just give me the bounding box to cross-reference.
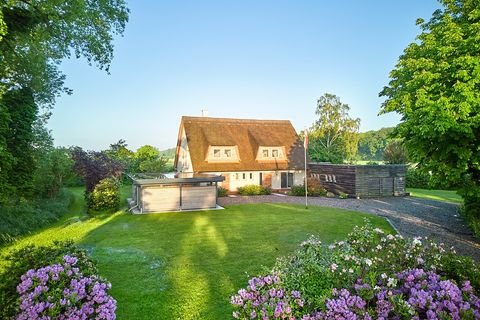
[1,187,393,319]
[407,188,463,204]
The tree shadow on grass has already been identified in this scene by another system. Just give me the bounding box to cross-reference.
[78,203,394,319]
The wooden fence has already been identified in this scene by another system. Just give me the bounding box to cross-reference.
[308,163,407,198]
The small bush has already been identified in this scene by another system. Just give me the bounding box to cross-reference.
[87,177,120,211]
[0,240,97,319]
[289,177,326,197]
[237,184,272,196]
[289,185,306,196]
[217,186,228,197]
[306,177,326,196]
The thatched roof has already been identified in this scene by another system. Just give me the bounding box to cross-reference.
[175,116,306,172]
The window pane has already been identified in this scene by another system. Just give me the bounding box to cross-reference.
[288,173,294,187]
[214,149,221,157]
[224,149,232,157]
[262,149,269,157]
[272,149,279,157]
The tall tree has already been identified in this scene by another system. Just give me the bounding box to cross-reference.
[309,93,360,163]
[2,88,37,197]
[379,0,480,227]
[0,0,129,200]
[106,139,134,169]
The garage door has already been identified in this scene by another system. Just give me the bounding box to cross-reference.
[182,186,216,210]
[142,186,180,212]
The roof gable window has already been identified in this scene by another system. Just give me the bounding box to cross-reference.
[257,147,286,161]
[207,146,239,162]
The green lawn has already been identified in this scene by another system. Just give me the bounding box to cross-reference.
[1,188,393,319]
[407,188,463,204]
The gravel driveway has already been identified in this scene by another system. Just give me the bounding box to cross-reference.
[218,195,480,261]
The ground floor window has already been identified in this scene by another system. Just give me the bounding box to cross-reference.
[281,172,294,188]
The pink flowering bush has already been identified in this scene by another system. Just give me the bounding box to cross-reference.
[230,274,310,319]
[321,269,480,319]
[0,241,97,319]
[231,222,480,319]
[16,255,116,320]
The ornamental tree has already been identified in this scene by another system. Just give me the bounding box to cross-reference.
[379,0,480,228]
[71,147,123,194]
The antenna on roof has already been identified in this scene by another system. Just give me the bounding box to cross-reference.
[201,109,209,117]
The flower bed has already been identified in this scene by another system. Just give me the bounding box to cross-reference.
[231,222,480,319]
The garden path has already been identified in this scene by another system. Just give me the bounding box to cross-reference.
[218,195,480,261]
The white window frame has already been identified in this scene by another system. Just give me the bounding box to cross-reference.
[206,146,240,162]
[256,146,286,161]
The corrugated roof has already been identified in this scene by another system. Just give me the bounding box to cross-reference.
[177,116,306,172]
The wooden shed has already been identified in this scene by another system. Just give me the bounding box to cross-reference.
[309,163,407,198]
[128,173,225,213]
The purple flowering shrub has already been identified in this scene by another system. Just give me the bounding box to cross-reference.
[230,274,312,319]
[16,255,116,320]
[321,269,480,319]
[0,240,97,320]
[274,222,479,311]
[231,222,480,319]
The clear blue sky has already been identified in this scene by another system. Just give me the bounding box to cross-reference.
[48,0,441,151]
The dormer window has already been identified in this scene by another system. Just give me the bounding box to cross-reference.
[207,146,239,162]
[257,146,286,161]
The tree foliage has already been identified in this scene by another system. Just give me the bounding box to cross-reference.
[71,147,123,194]
[1,88,37,198]
[379,0,480,231]
[383,139,409,164]
[133,145,168,173]
[0,0,129,106]
[308,93,360,163]
[0,0,129,203]
[357,127,394,161]
[33,148,74,198]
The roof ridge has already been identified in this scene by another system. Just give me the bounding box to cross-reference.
[182,116,291,124]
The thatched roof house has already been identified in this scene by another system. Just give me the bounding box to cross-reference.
[174,116,306,191]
